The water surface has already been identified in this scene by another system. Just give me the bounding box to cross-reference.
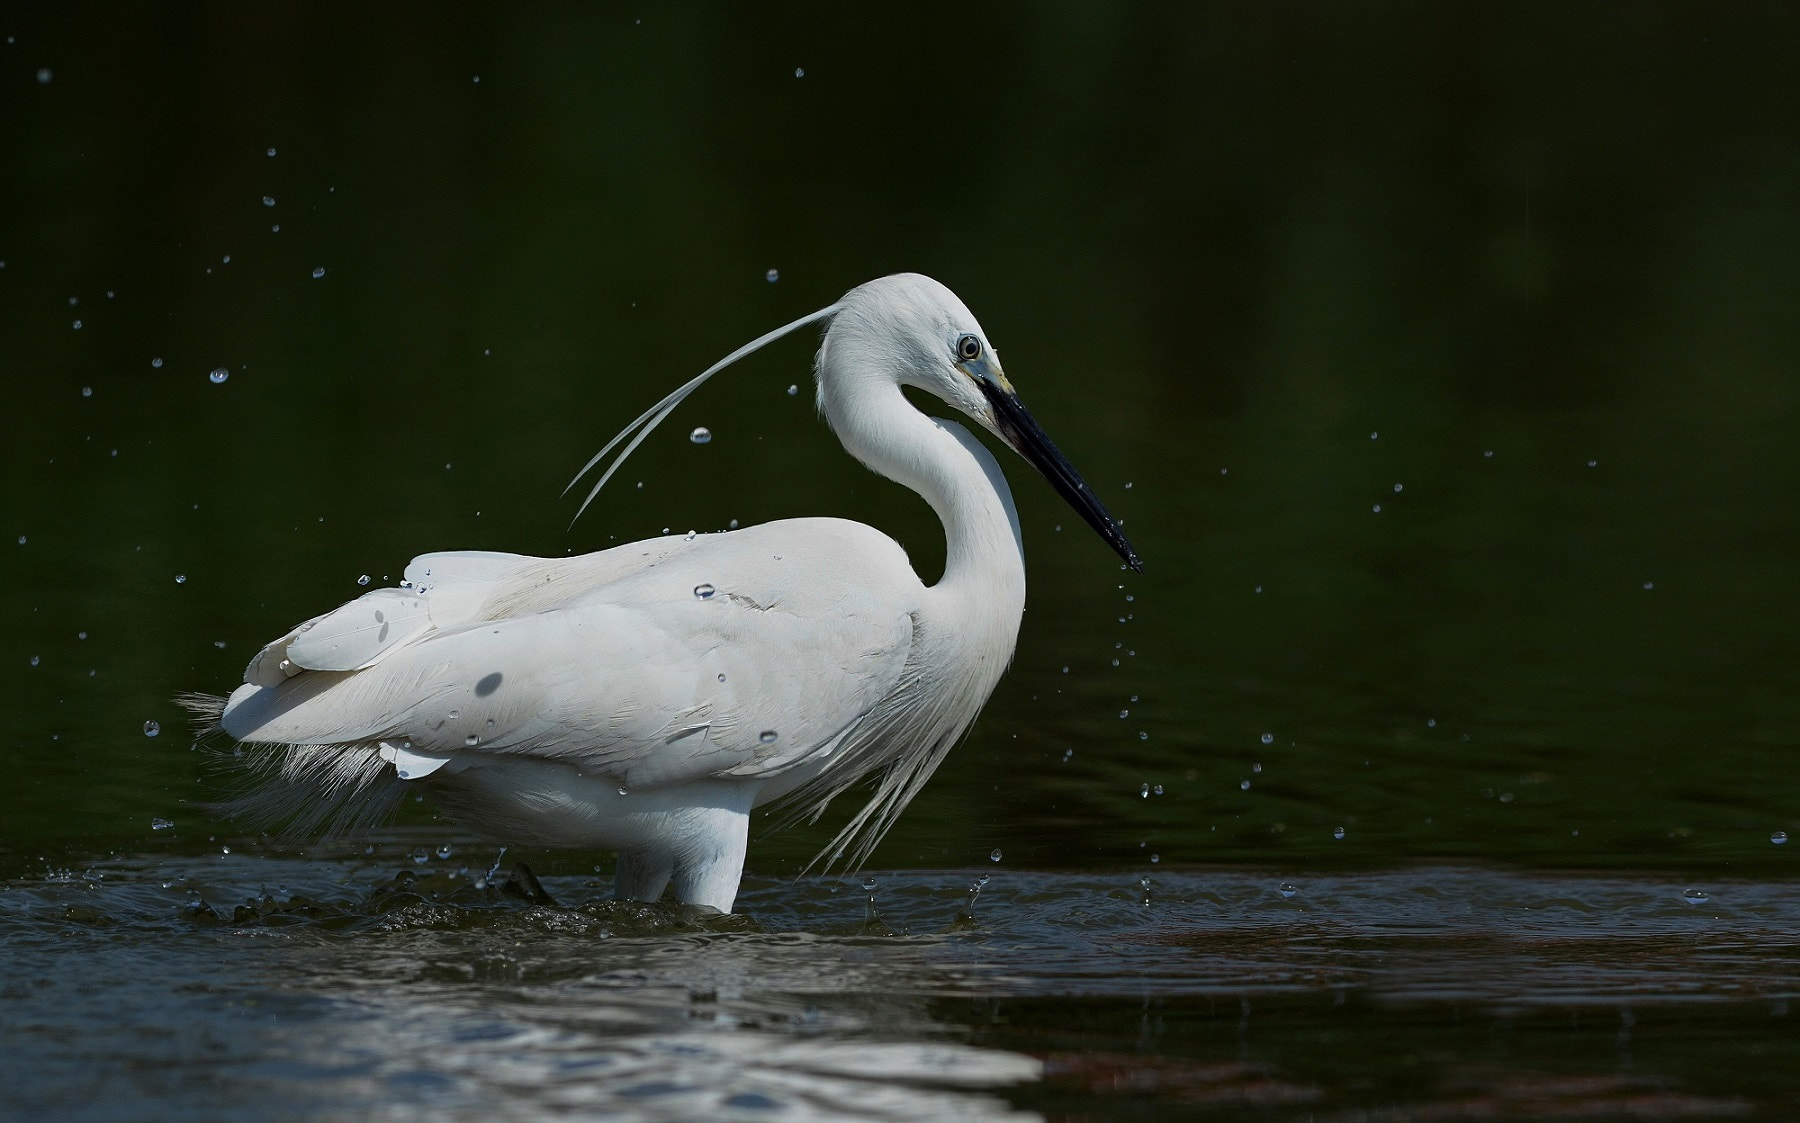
[5,4,1800,1118]
[6,842,1798,1120]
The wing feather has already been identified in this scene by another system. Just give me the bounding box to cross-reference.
[283,588,434,673]
[222,519,920,795]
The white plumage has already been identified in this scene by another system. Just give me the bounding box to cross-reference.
[204,274,1139,913]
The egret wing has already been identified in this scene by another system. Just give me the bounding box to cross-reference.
[241,542,690,686]
[223,519,922,791]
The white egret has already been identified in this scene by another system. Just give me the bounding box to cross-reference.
[194,273,1140,913]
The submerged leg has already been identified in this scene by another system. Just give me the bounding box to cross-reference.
[612,800,750,911]
[609,795,754,912]
[614,849,673,903]
[668,802,751,913]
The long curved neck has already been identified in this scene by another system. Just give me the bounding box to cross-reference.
[821,376,1026,603]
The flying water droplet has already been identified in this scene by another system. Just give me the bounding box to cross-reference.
[787,384,799,396]
[311,266,325,279]
[989,848,1002,862]
[759,730,779,744]
[151,817,174,831]
[1260,732,1274,744]
[689,426,712,444]
[262,195,275,207]
[1772,831,1789,845]
[436,844,454,860]
[1239,779,1250,790]
[82,386,92,398]
[209,368,229,384]
[1119,709,1129,719]
[1682,888,1708,905]
[151,357,163,368]
[357,574,371,586]
[143,720,161,737]
[1153,784,1163,795]
[1333,826,1346,840]
[410,847,430,866]
[37,68,53,84]
[1139,783,1150,798]
[175,574,186,584]
[765,268,780,283]
[29,655,40,667]
[694,583,715,599]
[1279,883,1298,898]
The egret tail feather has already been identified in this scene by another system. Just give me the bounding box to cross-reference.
[180,692,407,839]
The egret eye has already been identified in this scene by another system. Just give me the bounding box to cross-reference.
[956,334,982,362]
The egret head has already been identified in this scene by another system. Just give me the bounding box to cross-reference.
[820,273,1004,425]
[824,274,1143,574]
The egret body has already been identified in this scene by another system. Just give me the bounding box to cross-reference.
[205,274,1140,913]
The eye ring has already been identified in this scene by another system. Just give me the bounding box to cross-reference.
[956,334,982,362]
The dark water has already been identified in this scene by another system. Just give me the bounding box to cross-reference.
[7,841,1800,1121]
[5,4,1800,1118]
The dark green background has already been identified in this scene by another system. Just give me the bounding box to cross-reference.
[4,2,1797,876]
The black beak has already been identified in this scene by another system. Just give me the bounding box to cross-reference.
[979,379,1143,574]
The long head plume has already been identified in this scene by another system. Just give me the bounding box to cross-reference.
[565,303,842,523]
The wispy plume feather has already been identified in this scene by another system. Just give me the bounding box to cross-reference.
[565,304,840,523]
